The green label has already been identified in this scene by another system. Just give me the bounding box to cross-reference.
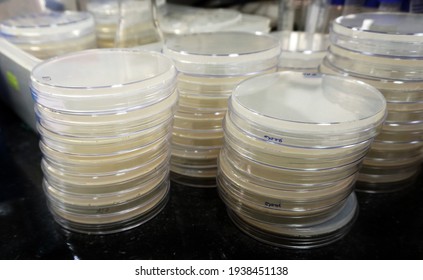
[6,71,20,91]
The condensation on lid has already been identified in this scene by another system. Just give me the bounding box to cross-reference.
[331,13,423,57]
[231,71,387,133]
[0,11,95,42]
[163,32,280,75]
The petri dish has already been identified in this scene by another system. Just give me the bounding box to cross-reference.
[229,71,387,147]
[31,49,177,113]
[330,12,423,57]
[224,114,373,169]
[221,145,362,185]
[34,90,177,137]
[0,11,96,59]
[173,110,225,131]
[163,32,280,76]
[37,119,172,155]
[40,136,169,175]
[326,45,423,81]
[46,178,170,234]
[226,193,358,249]
[159,5,242,35]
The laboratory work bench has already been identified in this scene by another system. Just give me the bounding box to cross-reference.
[0,100,422,260]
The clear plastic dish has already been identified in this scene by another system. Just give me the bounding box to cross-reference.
[173,110,225,130]
[172,128,224,149]
[177,93,230,111]
[163,32,280,76]
[44,166,168,207]
[224,114,374,168]
[0,11,96,59]
[31,49,176,113]
[229,72,387,146]
[326,45,423,81]
[385,109,423,123]
[217,176,349,226]
[387,100,423,112]
[171,144,221,160]
[358,163,421,184]
[171,164,218,179]
[363,153,423,168]
[319,60,423,102]
[40,136,169,175]
[37,119,172,155]
[369,139,423,155]
[376,130,423,142]
[177,73,257,95]
[46,178,170,234]
[171,145,220,180]
[41,150,170,188]
[219,154,356,202]
[382,119,423,133]
[35,92,177,137]
[160,5,242,35]
[330,12,423,57]
[220,146,361,186]
[225,193,358,249]
[356,170,421,193]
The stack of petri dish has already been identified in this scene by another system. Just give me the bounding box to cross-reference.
[30,49,177,234]
[218,71,387,248]
[162,32,280,187]
[320,13,423,192]
[0,11,96,59]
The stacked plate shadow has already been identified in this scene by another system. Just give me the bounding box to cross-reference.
[217,72,387,248]
[30,49,177,234]
[320,13,423,192]
[162,32,280,187]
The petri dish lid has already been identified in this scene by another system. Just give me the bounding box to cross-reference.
[230,71,387,139]
[162,32,280,76]
[0,11,95,44]
[30,49,176,113]
[160,5,242,35]
[330,12,423,57]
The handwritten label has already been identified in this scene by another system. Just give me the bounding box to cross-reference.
[303,72,322,78]
[264,201,282,209]
[264,135,283,143]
